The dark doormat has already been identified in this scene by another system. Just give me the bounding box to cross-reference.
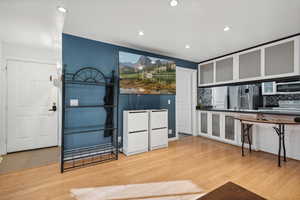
[198,182,267,200]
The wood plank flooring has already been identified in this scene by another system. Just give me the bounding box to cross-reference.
[1,136,300,200]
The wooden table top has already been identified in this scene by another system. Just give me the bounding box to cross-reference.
[198,182,266,200]
[234,116,300,125]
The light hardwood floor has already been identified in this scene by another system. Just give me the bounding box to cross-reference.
[1,136,300,200]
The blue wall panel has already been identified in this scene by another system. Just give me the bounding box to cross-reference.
[62,33,196,148]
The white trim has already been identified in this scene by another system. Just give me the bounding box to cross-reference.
[294,36,300,75]
[191,69,197,136]
[213,61,216,83]
[0,41,5,155]
[214,54,234,62]
[261,48,265,77]
[263,36,297,49]
[168,136,178,142]
[233,54,239,81]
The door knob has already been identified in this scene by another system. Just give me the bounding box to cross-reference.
[49,103,57,112]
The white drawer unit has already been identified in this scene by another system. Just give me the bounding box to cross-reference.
[149,109,168,150]
[127,111,149,132]
[127,131,148,154]
[150,109,168,129]
[123,110,149,156]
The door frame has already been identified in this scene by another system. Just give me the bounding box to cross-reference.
[175,66,197,139]
[0,57,60,155]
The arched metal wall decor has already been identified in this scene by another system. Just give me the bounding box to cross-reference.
[72,67,107,83]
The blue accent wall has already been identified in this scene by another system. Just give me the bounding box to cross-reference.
[62,33,197,148]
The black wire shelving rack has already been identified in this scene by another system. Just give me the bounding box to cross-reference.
[61,66,119,172]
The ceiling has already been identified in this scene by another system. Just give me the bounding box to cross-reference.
[1,0,300,62]
[63,0,300,62]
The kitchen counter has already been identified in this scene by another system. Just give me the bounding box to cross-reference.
[196,107,300,116]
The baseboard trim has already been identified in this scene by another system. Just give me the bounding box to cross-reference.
[168,136,178,141]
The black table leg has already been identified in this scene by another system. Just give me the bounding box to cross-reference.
[278,127,282,167]
[241,123,245,156]
[241,122,253,157]
[273,124,287,167]
[247,126,252,153]
[282,125,287,162]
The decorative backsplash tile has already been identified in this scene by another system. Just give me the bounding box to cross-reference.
[198,88,212,106]
[264,94,300,107]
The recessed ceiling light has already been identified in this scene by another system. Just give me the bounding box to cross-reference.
[185,44,190,49]
[57,6,67,13]
[138,31,144,36]
[170,0,178,7]
[224,26,230,32]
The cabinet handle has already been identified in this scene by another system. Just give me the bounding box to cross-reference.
[129,111,147,114]
[129,130,148,134]
[152,127,167,130]
[152,110,167,113]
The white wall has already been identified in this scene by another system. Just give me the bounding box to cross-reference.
[3,43,58,63]
[0,43,59,155]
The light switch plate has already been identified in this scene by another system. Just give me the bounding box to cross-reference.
[168,99,171,104]
[70,99,79,106]
[168,129,172,135]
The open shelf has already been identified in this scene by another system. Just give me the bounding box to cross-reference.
[61,67,118,173]
[63,143,117,171]
[64,80,114,87]
[64,125,116,135]
[65,104,116,109]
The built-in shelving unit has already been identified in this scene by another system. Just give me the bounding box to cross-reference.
[61,67,118,172]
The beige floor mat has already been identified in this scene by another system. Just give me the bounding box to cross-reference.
[71,180,204,200]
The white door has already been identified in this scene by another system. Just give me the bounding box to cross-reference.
[176,67,196,135]
[7,60,58,153]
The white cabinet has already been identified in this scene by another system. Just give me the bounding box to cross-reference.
[197,111,259,149]
[198,36,300,86]
[197,111,300,160]
[123,109,169,155]
[127,131,149,154]
[211,113,221,138]
[264,38,299,78]
[127,111,149,132]
[215,57,234,83]
[149,129,168,150]
[198,62,214,86]
[123,110,149,156]
[238,48,262,80]
[198,111,208,136]
[224,115,236,143]
[149,109,168,150]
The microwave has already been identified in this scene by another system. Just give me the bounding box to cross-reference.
[262,81,300,95]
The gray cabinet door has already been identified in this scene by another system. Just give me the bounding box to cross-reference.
[265,41,294,76]
[239,50,261,79]
[200,113,208,134]
[225,116,235,140]
[199,63,214,84]
[212,114,220,137]
[216,57,233,82]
